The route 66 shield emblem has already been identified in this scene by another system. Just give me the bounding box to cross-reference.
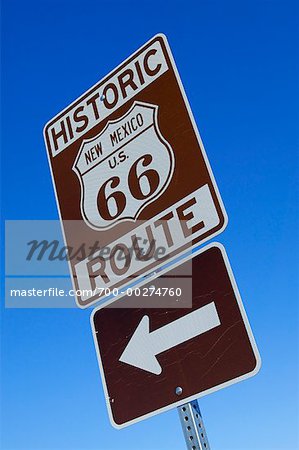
[73,101,175,230]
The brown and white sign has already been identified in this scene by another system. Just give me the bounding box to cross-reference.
[91,243,261,428]
[44,34,227,308]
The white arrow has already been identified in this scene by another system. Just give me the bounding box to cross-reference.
[119,302,221,375]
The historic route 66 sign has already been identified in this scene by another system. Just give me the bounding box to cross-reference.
[73,102,174,230]
[44,34,227,308]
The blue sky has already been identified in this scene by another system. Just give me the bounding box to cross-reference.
[1,1,298,449]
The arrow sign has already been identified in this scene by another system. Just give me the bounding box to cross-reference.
[119,301,221,375]
[92,245,261,427]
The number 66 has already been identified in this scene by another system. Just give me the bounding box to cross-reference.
[97,154,160,221]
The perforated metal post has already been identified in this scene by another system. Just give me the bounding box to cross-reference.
[178,400,211,450]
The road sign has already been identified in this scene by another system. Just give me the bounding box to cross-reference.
[44,34,227,308]
[91,243,261,428]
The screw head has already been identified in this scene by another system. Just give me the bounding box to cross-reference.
[175,386,183,396]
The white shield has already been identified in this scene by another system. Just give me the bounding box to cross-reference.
[73,101,175,230]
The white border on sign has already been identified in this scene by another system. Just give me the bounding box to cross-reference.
[44,33,228,309]
[90,242,262,429]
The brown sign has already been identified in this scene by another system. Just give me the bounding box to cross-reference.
[44,34,227,308]
[91,243,260,428]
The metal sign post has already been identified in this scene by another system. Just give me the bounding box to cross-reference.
[178,400,210,450]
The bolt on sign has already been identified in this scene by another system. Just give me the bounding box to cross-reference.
[44,34,227,308]
[91,243,261,428]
